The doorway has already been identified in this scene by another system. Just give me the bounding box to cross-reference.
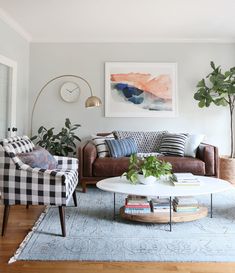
[0,55,17,139]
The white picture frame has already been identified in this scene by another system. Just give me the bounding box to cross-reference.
[105,62,178,117]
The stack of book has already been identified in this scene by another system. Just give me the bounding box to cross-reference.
[151,198,173,213]
[171,173,200,186]
[173,196,199,212]
[124,195,151,214]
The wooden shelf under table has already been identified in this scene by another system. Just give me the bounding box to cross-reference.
[119,206,208,223]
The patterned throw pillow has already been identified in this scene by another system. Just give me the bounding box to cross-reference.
[105,137,137,158]
[159,133,188,157]
[17,147,57,169]
[113,131,167,153]
[91,134,115,158]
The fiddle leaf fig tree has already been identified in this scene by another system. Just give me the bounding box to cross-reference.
[194,62,235,158]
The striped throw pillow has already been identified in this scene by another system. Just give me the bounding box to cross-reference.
[159,133,188,157]
[105,138,137,158]
[92,134,115,158]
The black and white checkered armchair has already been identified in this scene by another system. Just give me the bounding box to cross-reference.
[0,136,78,237]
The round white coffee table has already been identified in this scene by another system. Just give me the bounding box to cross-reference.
[96,175,234,231]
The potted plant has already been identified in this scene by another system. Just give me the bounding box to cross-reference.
[194,61,235,184]
[31,118,81,156]
[123,154,172,185]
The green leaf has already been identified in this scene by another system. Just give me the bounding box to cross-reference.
[30,135,37,141]
[67,147,74,152]
[220,98,228,106]
[47,128,54,137]
[196,79,206,88]
[198,100,205,108]
[210,61,215,70]
[65,118,71,129]
[43,134,48,141]
[225,71,231,78]
[70,127,79,131]
[194,92,204,101]
[205,99,211,107]
[38,126,45,134]
[230,67,235,73]
[209,75,217,84]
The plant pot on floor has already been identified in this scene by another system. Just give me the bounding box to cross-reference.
[219,156,235,185]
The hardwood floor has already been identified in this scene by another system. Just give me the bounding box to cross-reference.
[1,205,235,273]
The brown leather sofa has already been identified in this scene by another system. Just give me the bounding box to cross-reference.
[78,135,219,193]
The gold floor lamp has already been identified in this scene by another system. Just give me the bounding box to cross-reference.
[30,74,102,136]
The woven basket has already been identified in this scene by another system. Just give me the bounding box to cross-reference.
[219,156,235,185]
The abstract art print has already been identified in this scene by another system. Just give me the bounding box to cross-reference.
[105,62,177,117]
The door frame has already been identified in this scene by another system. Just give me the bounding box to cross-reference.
[0,54,17,137]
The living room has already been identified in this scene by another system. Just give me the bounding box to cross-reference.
[0,0,235,272]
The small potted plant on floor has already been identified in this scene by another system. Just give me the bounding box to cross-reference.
[123,154,172,185]
[194,62,235,184]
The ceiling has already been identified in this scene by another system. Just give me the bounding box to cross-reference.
[0,0,234,43]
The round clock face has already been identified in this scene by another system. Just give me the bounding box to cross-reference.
[60,81,80,103]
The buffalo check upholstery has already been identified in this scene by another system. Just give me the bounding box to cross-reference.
[0,136,79,237]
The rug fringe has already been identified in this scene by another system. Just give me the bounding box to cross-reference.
[8,206,49,264]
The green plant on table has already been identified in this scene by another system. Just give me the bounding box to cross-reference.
[123,154,172,184]
[31,118,81,156]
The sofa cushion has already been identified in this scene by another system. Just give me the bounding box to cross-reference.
[159,133,188,156]
[162,156,205,175]
[93,157,130,177]
[17,147,57,170]
[105,137,137,158]
[93,156,205,177]
[113,131,167,153]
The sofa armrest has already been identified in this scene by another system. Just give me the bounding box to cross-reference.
[196,143,219,177]
[78,141,97,177]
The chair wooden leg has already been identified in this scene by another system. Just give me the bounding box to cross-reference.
[2,205,10,236]
[26,204,29,209]
[59,206,66,237]
[73,190,78,207]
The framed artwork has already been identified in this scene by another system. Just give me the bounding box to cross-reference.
[105,62,178,117]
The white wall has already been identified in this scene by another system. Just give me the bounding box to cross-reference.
[0,18,29,135]
[29,43,235,155]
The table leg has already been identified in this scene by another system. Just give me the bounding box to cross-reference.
[210,193,213,218]
[113,192,116,220]
[169,196,172,232]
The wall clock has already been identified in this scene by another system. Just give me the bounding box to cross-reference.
[60,81,80,102]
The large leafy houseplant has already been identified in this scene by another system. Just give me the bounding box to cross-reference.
[123,154,172,184]
[31,118,81,156]
[194,62,235,158]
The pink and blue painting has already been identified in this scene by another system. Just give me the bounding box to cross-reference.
[105,62,177,117]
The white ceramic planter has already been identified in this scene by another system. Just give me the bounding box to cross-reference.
[138,174,156,185]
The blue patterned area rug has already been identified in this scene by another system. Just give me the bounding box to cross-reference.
[10,188,235,262]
